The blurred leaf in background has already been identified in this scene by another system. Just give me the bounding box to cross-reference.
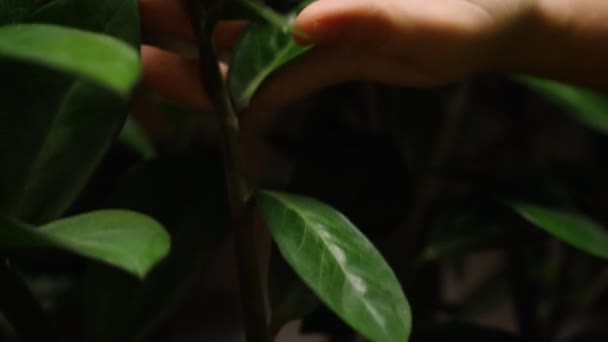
[0,0,140,223]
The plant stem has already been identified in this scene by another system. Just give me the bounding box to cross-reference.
[184,1,270,341]
[0,258,56,342]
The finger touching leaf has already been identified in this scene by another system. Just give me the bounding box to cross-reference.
[228,0,315,111]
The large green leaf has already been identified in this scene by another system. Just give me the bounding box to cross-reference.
[0,0,140,223]
[228,0,314,111]
[83,151,232,342]
[514,75,608,135]
[511,203,608,260]
[0,210,170,278]
[0,24,140,95]
[257,191,411,342]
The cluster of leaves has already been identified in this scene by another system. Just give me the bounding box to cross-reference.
[0,0,607,342]
[0,2,168,278]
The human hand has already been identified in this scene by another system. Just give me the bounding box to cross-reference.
[139,0,541,114]
[292,0,537,86]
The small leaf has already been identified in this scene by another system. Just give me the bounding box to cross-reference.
[510,202,608,260]
[228,0,314,111]
[513,75,608,135]
[0,24,140,95]
[119,117,157,160]
[257,191,411,342]
[0,210,170,278]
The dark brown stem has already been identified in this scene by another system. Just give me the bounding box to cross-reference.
[184,1,270,341]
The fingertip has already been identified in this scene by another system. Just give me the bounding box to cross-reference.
[246,47,355,114]
[293,0,393,45]
[293,0,335,44]
[140,45,211,112]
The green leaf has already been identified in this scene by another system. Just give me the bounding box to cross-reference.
[0,210,170,278]
[0,0,141,223]
[510,202,608,260]
[513,75,608,135]
[82,151,232,342]
[257,191,411,342]
[0,24,140,96]
[118,117,157,160]
[228,0,314,111]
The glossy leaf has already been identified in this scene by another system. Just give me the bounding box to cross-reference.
[514,75,608,135]
[228,0,314,111]
[0,0,140,223]
[511,203,608,260]
[0,210,170,278]
[0,24,140,96]
[257,191,411,342]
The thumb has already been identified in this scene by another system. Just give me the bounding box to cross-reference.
[293,0,396,46]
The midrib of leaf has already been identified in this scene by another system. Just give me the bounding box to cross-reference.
[267,192,392,341]
[12,0,136,219]
[237,42,311,108]
[16,81,80,217]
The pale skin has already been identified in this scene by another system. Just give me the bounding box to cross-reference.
[138,0,608,116]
